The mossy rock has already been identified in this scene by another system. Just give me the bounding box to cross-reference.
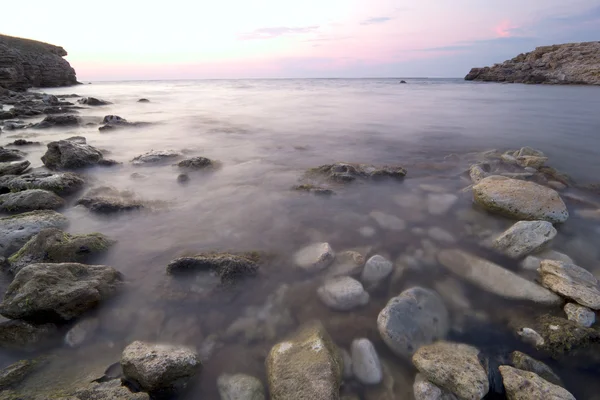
[304,162,406,184]
[166,251,260,283]
[7,228,115,275]
[292,184,335,196]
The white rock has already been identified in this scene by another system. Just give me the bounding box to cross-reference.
[351,338,383,385]
[564,303,596,327]
[427,194,458,215]
[427,227,456,243]
[369,211,406,231]
[64,317,100,347]
[294,242,335,272]
[317,277,369,311]
[493,221,557,258]
[361,255,393,286]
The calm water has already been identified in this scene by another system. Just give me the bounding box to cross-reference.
[2,78,600,398]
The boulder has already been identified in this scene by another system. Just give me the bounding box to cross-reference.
[7,228,115,275]
[377,287,449,359]
[266,321,343,400]
[217,373,266,400]
[437,249,562,305]
[103,115,127,124]
[177,157,216,170]
[351,338,383,385]
[121,341,201,397]
[472,176,568,223]
[361,254,393,287]
[293,242,335,272]
[509,351,562,387]
[0,320,59,351]
[563,303,595,327]
[0,262,123,322]
[413,341,489,400]
[493,221,557,258]
[304,162,406,183]
[32,114,79,128]
[131,150,182,165]
[499,366,575,400]
[77,186,145,213]
[0,189,65,212]
[41,139,106,170]
[0,210,68,257]
[0,147,26,162]
[0,160,30,176]
[317,276,369,311]
[0,171,85,195]
[167,252,259,283]
[539,260,600,309]
[77,97,111,106]
[42,94,59,105]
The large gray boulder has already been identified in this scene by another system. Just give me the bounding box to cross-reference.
[0,189,65,212]
[0,263,123,322]
[7,227,115,275]
[377,287,449,359]
[412,341,489,400]
[0,210,69,257]
[217,373,266,400]
[472,176,568,223]
[0,160,30,176]
[539,260,600,309]
[0,171,85,195]
[437,249,561,305]
[499,366,575,400]
[41,138,105,170]
[121,341,201,397]
[493,221,556,258]
[266,321,343,400]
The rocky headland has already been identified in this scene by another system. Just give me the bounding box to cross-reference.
[0,34,78,91]
[465,41,600,85]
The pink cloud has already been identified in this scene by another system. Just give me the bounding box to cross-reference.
[494,20,518,38]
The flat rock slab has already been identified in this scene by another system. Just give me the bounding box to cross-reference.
[167,252,259,284]
[413,341,489,400]
[473,176,568,223]
[0,210,69,257]
[304,162,406,183]
[131,150,182,165]
[499,366,575,400]
[438,249,562,305]
[0,263,123,322]
[539,260,600,309]
[493,220,557,258]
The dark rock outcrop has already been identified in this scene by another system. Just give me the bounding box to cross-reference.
[465,42,600,85]
[0,34,78,91]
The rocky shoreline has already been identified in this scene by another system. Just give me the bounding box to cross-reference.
[465,41,600,85]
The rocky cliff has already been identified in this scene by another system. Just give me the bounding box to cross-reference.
[465,41,600,85]
[0,34,78,91]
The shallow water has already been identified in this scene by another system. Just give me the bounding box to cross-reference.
[2,78,600,399]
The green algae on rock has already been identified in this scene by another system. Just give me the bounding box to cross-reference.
[167,252,260,283]
[304,162,406,183]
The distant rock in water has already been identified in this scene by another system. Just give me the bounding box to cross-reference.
[465,41,600,85]
[0,34,78,91]
[77,97,111,106]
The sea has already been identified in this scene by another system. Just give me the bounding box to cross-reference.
[2,78,600,398]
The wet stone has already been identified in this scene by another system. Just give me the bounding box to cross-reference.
[499,366,575,400]
[317,276,369,311]
[351,338,383,385]
[369,211,406,231]
[0,320,59,351]
[427,193,458,215]
[361,254,393,287]
[563,303,595,327]
[413,373,458,400]
[539,260,600,310]
[217,373,266,400]
[493,220,557,258]
[509,351,562,387]
[293,242,335,272]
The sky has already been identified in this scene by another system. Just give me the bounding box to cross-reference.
[2,0,600,80]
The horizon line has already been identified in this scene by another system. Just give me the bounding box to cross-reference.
[78,76,465,83]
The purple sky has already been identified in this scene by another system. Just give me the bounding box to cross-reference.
[3,0,600,80]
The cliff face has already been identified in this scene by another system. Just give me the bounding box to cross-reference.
[0,34,78,91]
[465,41,600,85]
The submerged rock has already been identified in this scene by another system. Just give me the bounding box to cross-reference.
[499,366,575,400]
[0,189,65,212]
[0,359,42,389]
[177,156,216,170]
[292,184,335,196]
[0,210,69,257]
[377,287,450,359]
[121,341,201,397]
[77,186,145,213]
[131,150,182,165]
[413,373,459,400]
[326,250,365,278]
[493,220,557,258]
[0,171,85,195]
[413,341,489,400]
[437,249,562,305]
[351,338,383,385]
[509,351,562,387]
[293,242,335,272]
[304,162,406,183]
[472,176,568,223]
[0,320,59,351]
[539,260,600,309]
[78,97,111,106]
[520,249,573,271]
[73,379,150,400]
[0,147,26,162]
[317,276,369,311]
[41,138,109,170]
[217,373,266,400]
[0,262,123,322]
[361,254,393,287]
[369,211,406,231]
[32,114,79,128]
[563,303,595,327]
[0,160,30,176]
[167,252,259,283]
[266,321,343,400]
[427,193,458,215]
[7,228,115,275]
[64,316,100,347]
